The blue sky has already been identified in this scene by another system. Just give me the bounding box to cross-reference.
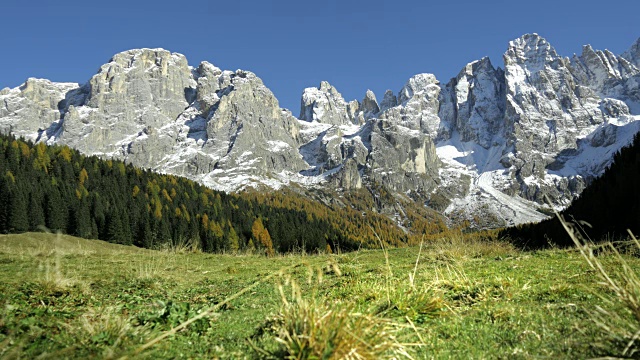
[1,0,638,112]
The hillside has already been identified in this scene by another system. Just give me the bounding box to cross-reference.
[0,133,447,254]
[502,133,640,248]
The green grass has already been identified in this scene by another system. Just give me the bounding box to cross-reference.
[0,232,637,359]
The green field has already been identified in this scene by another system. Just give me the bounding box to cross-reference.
[0,232,638,359]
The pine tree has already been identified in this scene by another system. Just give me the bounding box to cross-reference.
[137,218,153,249]
[157,218,172,246]
[105,212,125,244]
[209,220,224,252]
[28,192,45,231]
[70,200,92,239]
[45,189,67,232]
[8,191,29,233]
[0,177,10,232]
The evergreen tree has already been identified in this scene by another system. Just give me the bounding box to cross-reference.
[136,218,153,249]
[70,200,92,239]
[8,191,29,233]
[45,189,67,232]
[157,218,172,246]
[0,177,10,232]
[28,192,45,231]
[105,212,125,244]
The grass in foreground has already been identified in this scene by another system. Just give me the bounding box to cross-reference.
[0,232,637,358]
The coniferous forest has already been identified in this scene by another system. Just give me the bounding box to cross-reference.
[502,133,640,248]
[0,133,449,254]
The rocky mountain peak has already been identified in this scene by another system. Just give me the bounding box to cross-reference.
[570,43,639,95]
[196,61,223,79]
[361,90,380,119]
[380,90,397,112]
[398,73,439,105]
[622,37,640,67]
[378,74,441,135]
[108,48,186,69]
[438,56,505,148]
[299,81,353,125]
[465,57,494,74]
[504,33,561,72]
[85,47,194,111]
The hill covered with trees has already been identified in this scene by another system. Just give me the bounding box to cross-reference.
[502,133,640,248]
[0,134,448,254]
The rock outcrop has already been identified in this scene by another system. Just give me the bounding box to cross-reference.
[299,81,354,126]
[438,57,506,149]
[0,78,79,137]
[380,74,442,136]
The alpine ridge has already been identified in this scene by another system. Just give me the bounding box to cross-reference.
[1,34,639,228]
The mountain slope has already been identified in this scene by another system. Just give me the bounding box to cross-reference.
[501,132,640,248]
[0,133,434,253]
[1,34,639,228]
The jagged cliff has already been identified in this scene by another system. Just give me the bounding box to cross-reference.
[1,34,639,228]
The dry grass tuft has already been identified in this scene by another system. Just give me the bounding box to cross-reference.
[427,231,516,260]
[558,213,640,357]
[38,255,79,292]
[258,277,413,360]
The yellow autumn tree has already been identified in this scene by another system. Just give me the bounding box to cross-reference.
[57,146,72,162]
[251,218,274,256]
[79,168,89,185]
[33,142,50,173]
[227,221,240,252]
[201,214,209,231]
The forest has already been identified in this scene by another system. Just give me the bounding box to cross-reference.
[0,133,450,254]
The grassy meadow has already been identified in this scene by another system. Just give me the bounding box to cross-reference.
[0,232,639,359]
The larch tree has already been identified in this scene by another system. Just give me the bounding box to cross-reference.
[251,217,274,256]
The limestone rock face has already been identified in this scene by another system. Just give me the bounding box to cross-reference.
[601,98,630,118]
[57,49,196,154]
[202,70,305,174]
[438,57,506,148]
[299,81,353,125]
[361,90,380,119]
[431,34,640,226]
[0,78,80,137]
[85,49,193,117]
[338,158,362,190]
[194,61,223,116]
[501,34,602,181]
[570,45,639,106]
[368,119,439,196]
[380,74,442,136]
[0,49,307,191]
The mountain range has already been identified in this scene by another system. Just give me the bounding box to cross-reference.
[1,33,639,228]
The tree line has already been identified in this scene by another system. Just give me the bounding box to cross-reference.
[0,133,443,253]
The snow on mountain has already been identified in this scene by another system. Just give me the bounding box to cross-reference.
[1,34,640,229]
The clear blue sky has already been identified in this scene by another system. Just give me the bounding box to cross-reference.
[1,0,638,112]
